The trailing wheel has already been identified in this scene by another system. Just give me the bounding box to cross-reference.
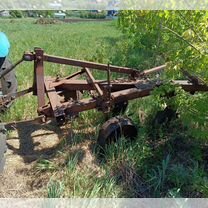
[97,116,137,149]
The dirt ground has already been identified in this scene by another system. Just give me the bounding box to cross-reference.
[0,122,68,197]
[0,121,101,197]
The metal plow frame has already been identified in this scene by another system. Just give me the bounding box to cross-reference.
[1,47,208,126]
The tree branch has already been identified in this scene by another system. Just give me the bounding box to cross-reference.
[162,25,202,55]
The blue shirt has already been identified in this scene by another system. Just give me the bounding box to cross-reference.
[0,32,10,57]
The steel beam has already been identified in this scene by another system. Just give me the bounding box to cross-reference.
[34,48,45,108]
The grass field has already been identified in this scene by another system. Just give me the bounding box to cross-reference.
[1,18,208,198]
[0,18,125,121]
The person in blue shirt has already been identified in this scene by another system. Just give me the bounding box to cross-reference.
[0,32,10,69]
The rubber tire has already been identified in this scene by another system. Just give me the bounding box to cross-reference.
[97,116,137,150]
[1,58,18,95]
[0,124,7,173]
[0,58,18,112]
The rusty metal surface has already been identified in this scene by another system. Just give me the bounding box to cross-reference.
[43,53,166,78]
[2,47,208,126]
[0,87,33,107]
[44,54,140,77]
[172,80,208,92]
[50,79,148,91]
[64,70,84,80]
[34,48,45,108]
[84,68,103,96]
[140,64,166,77]
[182,69,206,85]
[44,78,65,123]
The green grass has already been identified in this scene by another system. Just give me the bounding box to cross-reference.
[1,18,208,198]
[0,18,124,121]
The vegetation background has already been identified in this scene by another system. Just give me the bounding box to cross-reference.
[0,10,208,197]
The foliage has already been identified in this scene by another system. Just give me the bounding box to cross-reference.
[9,10,24,18]
[118,11,208,75]
[65,10,81,18]
[47,180,64,198]
[150,82,208,139]
[119,11,208,139]
[80,11,107,19]
[36,10,54,18]
[2,18,208,198]
[36,159,58,172]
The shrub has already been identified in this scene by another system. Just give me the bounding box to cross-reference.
[9,10,24,18]
[80,11,106,19]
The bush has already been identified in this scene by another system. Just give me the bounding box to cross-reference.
[80,11,106,19]
[9,10,24,18]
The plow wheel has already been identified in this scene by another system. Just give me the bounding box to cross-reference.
[97,116,137,149]
[112,101,128,116]
[0,124,7,173]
